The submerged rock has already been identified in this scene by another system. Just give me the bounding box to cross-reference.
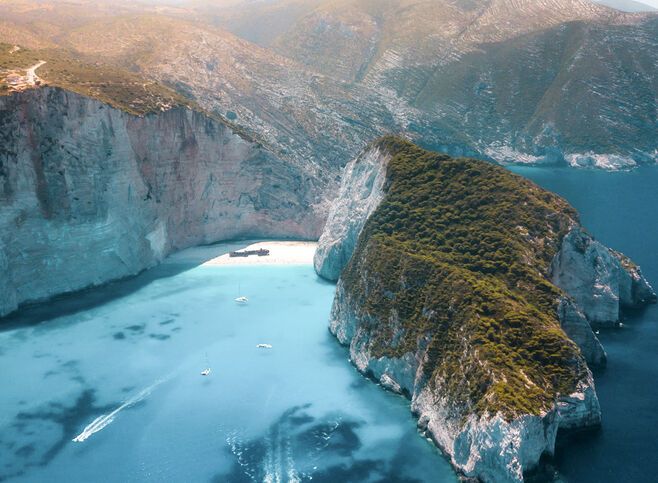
[318,136,654,482]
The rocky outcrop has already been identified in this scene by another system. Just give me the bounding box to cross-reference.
[551,227,656,327]
[330,273,600,483]
[318,138,654,482]
[314,146,390,281]
[557,297,607,367]
[0,87,328,317]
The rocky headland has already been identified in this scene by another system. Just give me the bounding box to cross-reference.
[315,136,655,482]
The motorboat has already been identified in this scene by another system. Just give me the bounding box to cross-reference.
[235,296,249,304]
[256,344,273,349]
[201,368,211,376]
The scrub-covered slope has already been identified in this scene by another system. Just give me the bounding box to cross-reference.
[317,137,655,481]
[2,1,656,169]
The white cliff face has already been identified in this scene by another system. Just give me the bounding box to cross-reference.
[0,87,326,317]
[415,392,560,483]
[556,370,601,431]
[551,227,656,326]
[313,146,390,281]
[557,297,607,367]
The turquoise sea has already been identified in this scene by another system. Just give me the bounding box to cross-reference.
[2,165,658,483]
[0,260,456,482]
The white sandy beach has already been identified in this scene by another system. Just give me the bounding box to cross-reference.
[166,240,317,266]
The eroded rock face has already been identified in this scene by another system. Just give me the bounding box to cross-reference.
[551,227,656,327]
[314,146,390,281]
[0,87,327,317]
[557,297,607,367]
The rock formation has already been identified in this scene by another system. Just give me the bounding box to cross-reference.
[552,228,657,326]
[316,136,655,482]
[0,87,327,317]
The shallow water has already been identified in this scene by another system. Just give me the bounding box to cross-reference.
[0,261,457,482]
[511,166,658,483]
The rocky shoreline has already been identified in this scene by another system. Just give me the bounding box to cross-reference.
[315,137,656,482]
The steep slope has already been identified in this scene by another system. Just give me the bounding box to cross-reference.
[315,137,655,481]
[273,0,658,167]
[0,86,326,317]
[57,15,394,174]
[0,1,655,169]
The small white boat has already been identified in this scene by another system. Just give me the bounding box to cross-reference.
[235,296,249,304]
[595,330,600,335]
[201,368,211,376]
[256,344,273,349]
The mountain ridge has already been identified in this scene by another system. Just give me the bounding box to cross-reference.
[0,0,655,172]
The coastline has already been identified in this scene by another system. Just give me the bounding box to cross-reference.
[166,240,318,266]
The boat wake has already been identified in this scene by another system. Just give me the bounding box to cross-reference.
[72,377,169,443]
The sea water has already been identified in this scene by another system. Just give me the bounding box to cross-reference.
[4,165,657,483]
[0,261,457,482]
[511,166,658,483]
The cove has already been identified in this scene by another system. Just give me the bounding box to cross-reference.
[510,166,658,483]
[0,252,457,482]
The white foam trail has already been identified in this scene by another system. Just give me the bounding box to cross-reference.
[72,377,169,443]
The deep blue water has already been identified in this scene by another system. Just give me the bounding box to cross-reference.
[510,166,658,483]
[0,258,457,483]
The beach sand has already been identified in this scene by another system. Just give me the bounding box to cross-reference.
[165,240,317,266]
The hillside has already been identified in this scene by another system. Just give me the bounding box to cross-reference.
[50,14,394,173]
[0,0,655,170]
[271,0,658,167]
[340,137,584,418]
[0,44,193,115]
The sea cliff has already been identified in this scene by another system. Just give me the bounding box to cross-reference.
[0,87,327,317]
[316,136,655,482]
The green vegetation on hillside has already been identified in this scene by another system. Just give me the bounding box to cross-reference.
[0,43,193,115]
[342,137,586,418]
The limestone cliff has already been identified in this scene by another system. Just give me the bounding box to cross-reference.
[552,228,657,327]
[317,137,655,482]
[0,87,327,317]
[313,146,389,281]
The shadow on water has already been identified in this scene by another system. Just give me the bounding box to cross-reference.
[0,389,117,481]
[0,239,296,331]
[214,404,424,483]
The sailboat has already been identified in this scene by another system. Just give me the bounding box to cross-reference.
[235,281,248,304]
[201,352,211,376]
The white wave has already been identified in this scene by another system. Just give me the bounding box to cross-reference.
[72,377,168,443]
